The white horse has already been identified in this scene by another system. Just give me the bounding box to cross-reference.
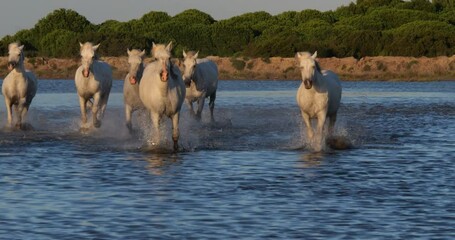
[182,50,218,121]
[75,42,113,129]
[296,51,342,150]
[139,42,186,151]
[124,48,146,131]
[2,43,37,129]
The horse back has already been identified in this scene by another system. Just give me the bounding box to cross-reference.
[195,59,218,95]
[93,60,113,87]
[25,70,38,99]
[322,70,342,115]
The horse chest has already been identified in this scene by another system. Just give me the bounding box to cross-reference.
[297,87,329,117]
[186,83,205,101]
[3,72,28,97]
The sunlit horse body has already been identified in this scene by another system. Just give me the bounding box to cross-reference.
[182,50,218,121]
[2,43,37,129]
[139,42,186,151]
[75,42,113,129]
[124,49,146,131]
[296,51,342,150]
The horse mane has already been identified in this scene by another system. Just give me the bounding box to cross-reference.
[169,61,179,80]
[314,60,322,74]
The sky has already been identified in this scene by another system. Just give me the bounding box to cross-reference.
[0,0,353,38]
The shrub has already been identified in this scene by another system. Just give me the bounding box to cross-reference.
[230,58,246,70]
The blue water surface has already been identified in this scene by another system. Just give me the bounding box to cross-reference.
[0,79,454,239]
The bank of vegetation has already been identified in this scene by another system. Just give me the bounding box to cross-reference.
[1,0,455,60]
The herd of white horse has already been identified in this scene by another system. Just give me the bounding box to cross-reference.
[1,42,342,151]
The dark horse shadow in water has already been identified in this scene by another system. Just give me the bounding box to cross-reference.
[291,134,354,152]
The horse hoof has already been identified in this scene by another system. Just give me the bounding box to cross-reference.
[94,122,101,128]
[79,127,91,134]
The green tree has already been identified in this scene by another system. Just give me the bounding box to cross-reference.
[243,26,305,57]
[433,0,455,11]
[384,20,455,56]
[33,8,94,37]
[172,9,215,25]
[219,11,272,36]
[0,29,38,56]
[211,21,254,56]
[40,29,78,57]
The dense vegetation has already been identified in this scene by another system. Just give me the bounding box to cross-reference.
[1,0,455,58]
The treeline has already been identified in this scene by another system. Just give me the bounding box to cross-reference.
[1,0,455,58]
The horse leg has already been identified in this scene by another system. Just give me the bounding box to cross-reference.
[185,99,196,117]
[209,92,216,122]
[19,104,30,130]
[4,98,13,127]
[301,111,313,140]
[328,113,337,137]
[171,112,180,152]
[78,96,88,126]
[125,104,133,132]
[315,111,327,150]
[196,94,206,120]
[15,99,26,129]
[99,93,110,120]
[150,112,161,146]
[91,93,101,128]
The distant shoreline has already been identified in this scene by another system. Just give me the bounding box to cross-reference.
[1,56,455,81]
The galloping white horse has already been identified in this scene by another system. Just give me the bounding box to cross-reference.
[182,50,218,121]
[296,51,342,150]
[2,43,37,129]
[75,42,113,129]
[124,48,146,131]
[139,42,186,151]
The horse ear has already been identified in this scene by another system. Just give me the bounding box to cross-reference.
[183,50,187,58]
[127,48,131,55]
[166,41,173,51]
[140,49,146,57]
[93,43,100,51]
[312,51,318,59]
[194,51,199,59]
[152,42,156,49]
[19,45,25,51]
[295,52,302,59]
[79,42,84,47]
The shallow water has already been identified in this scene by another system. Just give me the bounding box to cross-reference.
[0,79,454,239]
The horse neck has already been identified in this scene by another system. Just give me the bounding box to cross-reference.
[137,63,145,80]
[16,54,26,71]
[12,62,26,74]
[312,70,325,89]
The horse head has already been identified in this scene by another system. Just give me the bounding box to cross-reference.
[79,42,100,78]
[127,48,146,85]
[182,50,199,87]
[152,42,172,82]
[296,51,319,89]
[7,43,24,71]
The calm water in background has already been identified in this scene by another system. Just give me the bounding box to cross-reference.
[0,79,454,239]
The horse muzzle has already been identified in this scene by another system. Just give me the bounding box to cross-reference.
[304,80,313,89]
[7,62,16,71]
[82,68,90,78]
[183,77,191,87]
[129,76,137,85]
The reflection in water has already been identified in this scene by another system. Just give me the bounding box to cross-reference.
[144,153,182,176]
[299,151,325,168]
